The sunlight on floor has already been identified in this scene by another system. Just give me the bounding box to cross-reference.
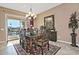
[7,40,19,47]
[7,42,13,47]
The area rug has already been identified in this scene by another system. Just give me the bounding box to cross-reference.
[13,44,61,55]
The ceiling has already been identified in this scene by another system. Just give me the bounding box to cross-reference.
[0,3,61,14]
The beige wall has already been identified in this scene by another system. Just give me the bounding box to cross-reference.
[0,4,79,44]
[0,6,26,16]
[35,3,79,44]
[0,7,26,44]
[0,12,6,44]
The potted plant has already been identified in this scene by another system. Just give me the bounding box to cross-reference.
[68,12,78,47]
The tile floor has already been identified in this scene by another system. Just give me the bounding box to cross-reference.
[50,41,79,55]
[0,40,79,55]
[0,40,19,55]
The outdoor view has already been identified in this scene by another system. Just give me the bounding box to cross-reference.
[8,19,24,41]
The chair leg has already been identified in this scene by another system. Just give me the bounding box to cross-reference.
[48,43,49,50]
[40,47,43,55]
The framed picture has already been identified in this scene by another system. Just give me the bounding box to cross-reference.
[44,15,55,30]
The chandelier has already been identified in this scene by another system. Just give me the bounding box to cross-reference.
[25,8,37,20]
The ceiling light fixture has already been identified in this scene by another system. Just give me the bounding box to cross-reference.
[25,8,37,20]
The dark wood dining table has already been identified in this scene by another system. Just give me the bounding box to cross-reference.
[25,35,38,54]
[24,34,49,54]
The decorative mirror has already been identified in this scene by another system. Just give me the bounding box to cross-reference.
[44,15,55,31]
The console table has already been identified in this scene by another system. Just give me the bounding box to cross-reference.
[48,30,57,42]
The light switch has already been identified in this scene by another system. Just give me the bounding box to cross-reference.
[0,28,4,31]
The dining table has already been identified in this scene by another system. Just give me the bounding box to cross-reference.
[24,33,49,54]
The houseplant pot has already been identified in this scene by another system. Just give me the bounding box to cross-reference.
[68,12,78,47]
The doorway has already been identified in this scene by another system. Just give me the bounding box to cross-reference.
[7,19,25,42]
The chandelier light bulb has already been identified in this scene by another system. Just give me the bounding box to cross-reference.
[25,8,37,20]
[29,11,32,15]
[25,14,29,18]
[31,13,34,17]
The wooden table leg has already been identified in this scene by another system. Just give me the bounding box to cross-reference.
[40,47,43,55]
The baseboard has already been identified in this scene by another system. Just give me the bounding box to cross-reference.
[8,39,18,41]
[57,40,79,46]
[57,40,71,44]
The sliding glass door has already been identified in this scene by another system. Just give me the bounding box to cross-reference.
[7,19,25,41]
